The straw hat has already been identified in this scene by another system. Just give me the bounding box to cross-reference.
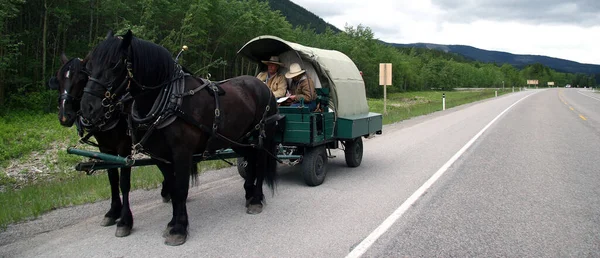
[285,63,306,79]
[261,56,283,66]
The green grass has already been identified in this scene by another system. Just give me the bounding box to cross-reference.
[0,165,165,227]
[0,111,80,168]
[369,89,511,125]
[0,89,511,228]
[0,159,233,228]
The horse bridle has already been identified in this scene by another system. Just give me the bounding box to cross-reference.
[59,61,90,104]
[82,57,133,128]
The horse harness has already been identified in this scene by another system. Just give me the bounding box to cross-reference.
[82,58,282,163]
[127,69,281,163]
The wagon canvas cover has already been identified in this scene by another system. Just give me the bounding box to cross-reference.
[237,35,369,118]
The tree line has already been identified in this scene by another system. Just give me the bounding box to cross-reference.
[0,0,595,112]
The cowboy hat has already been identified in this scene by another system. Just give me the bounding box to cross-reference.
[285,63,306,79]
[261,56,283,66]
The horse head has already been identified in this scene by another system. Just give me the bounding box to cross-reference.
[81,30,131,128]
[49,53,89,127]
[81,30,177,128]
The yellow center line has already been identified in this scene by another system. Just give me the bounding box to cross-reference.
[559,91,587,121]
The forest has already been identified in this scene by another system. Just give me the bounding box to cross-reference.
[0,0,595,112]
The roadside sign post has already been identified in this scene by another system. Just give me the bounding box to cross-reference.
[379,63,392,115]
[527,79,539,89]
[548,81,554,88]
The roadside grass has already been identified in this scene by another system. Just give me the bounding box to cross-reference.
[0,89,511,228]
[0,111,79,168]
[368,89,511,125]
[0,160,233,228]
[0,165,163,228]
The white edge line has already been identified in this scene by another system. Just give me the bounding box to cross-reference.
[577,90,600,102]
[346,93,535,258]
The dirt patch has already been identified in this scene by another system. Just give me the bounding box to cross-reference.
[1,141,151,192]
[1,142,72,191]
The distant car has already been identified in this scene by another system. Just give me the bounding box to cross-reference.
[565,84,571,88]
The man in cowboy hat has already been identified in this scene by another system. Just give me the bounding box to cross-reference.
[256,56,288,98]
[285,63,317,110]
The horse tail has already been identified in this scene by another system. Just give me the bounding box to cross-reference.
[264,91,280,192]
[190,162,199,186]
[263,121,278,193]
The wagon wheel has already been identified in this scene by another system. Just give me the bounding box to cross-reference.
[237,157,248,179]
[301,146,328,186]
[344,137,363,167]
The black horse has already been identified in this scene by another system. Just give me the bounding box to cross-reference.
[48,53,169,237]
[80,30,280,246]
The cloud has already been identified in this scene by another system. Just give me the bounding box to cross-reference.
[432,0,600,27]
[289,0,600,64]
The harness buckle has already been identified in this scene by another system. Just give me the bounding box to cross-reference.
[214,109,220,117]
[132,143,143,152]
[101,98,111,107]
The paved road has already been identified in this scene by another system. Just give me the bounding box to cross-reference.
[362,88,600,257]
[2,89,599,257]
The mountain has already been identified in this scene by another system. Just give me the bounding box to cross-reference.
[263,0,341,34]
[266,0,599,75]
[389,43,600,75]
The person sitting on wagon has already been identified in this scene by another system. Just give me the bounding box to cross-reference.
[256,56,288,98]
[285,63,317,110]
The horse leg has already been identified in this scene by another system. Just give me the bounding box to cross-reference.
[154,162,176,237]
[249,154,267,214]
[161,179,171,203]
[115,167,133,237]
[243,153,264,214]
[101,168,122,226]
[164,155,193,246]
[247,127,279,214]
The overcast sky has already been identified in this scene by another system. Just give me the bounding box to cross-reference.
[290,0,600,65]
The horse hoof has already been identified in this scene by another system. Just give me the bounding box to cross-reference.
[246,204,263,214]
[162,195,171,203]
[164,234,187,246]
[162,226,173,238]
[115,226,131,237]
[101,217,117,227]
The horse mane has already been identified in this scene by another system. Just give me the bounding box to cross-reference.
[129,37,177,87]
[91,33,177,88]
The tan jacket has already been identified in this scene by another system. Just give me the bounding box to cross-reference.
[257,72,288,98]
[290,75,316,102]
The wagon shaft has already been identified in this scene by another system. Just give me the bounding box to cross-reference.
[68,148,240,171]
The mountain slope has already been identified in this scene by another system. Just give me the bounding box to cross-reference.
[390,43,600,75]
[263,0,341,34]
